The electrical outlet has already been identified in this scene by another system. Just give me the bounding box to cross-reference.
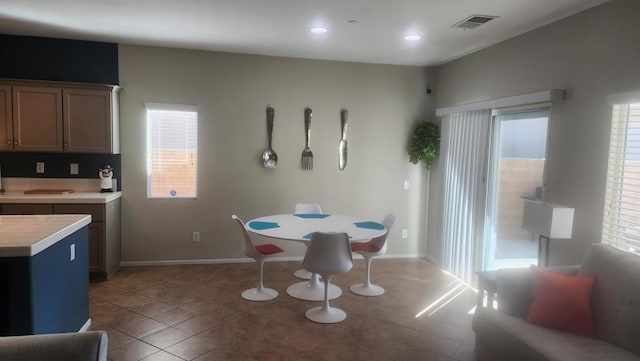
[70,244,75,261]
[36,162,45,173]
[70,163,79,175]
[192,231,200,242]
[402,229,408,238]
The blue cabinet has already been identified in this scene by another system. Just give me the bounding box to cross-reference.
[0,227,89,336]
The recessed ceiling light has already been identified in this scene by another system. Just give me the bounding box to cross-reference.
[310,27,328,34]
[404,34,421,41]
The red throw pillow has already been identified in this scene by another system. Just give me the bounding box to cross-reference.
[526,266,596,337]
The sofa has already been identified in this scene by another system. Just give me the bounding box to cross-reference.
[473,243,640,361]
[0,331,108,361]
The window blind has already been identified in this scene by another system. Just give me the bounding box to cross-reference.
[146,105,198,199]
[602,102,640,253]
[440,109,491,284]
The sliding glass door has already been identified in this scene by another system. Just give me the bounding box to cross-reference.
[484,109,550,270]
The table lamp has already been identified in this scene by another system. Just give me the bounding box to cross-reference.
[522,199,574,266]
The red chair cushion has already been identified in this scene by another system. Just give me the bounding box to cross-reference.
[255,244,284,256]
[526,266,596,337]
[351,242,381,253]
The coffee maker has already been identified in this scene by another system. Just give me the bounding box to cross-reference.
[99,165,113,193]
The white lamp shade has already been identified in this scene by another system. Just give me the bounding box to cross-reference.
[522,199,574,239]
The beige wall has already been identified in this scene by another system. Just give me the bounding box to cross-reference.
[429,0,640,265]
[118,45,432,263]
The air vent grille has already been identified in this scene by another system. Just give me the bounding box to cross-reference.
[453,15,498,29]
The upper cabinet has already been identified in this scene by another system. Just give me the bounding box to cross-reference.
[13,85,63,152]
[0,85,12,151]
[64,87,119,153]
[0,80,119,154]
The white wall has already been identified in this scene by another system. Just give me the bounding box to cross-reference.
[429,0,640,265]
[118,45,433,263]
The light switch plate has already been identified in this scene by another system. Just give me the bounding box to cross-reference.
[36,162,45,174]
[70,163,79,175]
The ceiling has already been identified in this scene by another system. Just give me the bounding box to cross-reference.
[0,0,609,66]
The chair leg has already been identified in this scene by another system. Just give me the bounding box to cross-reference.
[350,255,385,297]
[321,275,332,312]
[257,259,265,292]
[304,274,347,323]
[364,256,373,288]
[241,259,278,302]
[293,244,312,280]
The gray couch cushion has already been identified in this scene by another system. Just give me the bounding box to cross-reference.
[578,243,640,355]
[473,307,640,361]
[0,331,108,361]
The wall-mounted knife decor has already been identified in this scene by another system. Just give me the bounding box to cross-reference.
[338,108,348,170]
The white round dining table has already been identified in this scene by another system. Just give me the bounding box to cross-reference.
[246,213,387,301]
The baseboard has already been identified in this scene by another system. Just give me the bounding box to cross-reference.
[119,253,428,267]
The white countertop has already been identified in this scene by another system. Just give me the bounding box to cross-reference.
[0,214,92,257]
[0,191,121,204]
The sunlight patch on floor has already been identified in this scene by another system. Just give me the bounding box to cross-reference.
[415,269,478,318]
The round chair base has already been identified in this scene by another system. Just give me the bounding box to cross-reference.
[242,287,278,301]
[350,283,385,297]
[305,306,347,323]
[293,269,312,280]
[287,281,342,301]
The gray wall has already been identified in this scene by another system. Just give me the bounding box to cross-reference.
[429,0,640,265]
[118,45,432,263]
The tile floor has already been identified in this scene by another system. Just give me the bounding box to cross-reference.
[89,258,477,361]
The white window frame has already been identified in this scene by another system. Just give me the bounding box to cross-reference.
[146,103,198,199]
[602,91,640,254]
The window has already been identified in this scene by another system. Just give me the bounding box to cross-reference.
[146,103,198,199]
[603,97,640,253]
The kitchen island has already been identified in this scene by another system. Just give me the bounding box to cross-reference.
[0,214,91,336]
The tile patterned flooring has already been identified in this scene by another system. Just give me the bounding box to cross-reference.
[89,258,477,361]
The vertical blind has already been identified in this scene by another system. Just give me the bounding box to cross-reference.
[440,109,491,284]
[602,102,640,253]
[146,104,198,198]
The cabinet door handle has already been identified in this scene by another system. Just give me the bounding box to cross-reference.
[7,140,11,145]
[14,140,18,145]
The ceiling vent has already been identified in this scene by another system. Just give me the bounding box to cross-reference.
[452,15,498,29]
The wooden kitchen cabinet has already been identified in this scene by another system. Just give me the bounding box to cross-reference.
[0,85,12,151]
[12,85,64,152]
[1,203,53,214]
[64,87,119,153]
[0,79,119,154]
[53,199,121,281]
[1,199,121,281]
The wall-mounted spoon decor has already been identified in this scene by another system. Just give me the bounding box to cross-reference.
[262,105,278,169]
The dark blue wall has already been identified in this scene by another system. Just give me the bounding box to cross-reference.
[0,152,121,180]
[0,34,118,85]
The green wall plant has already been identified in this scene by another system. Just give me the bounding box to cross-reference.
[408,121,440,169]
